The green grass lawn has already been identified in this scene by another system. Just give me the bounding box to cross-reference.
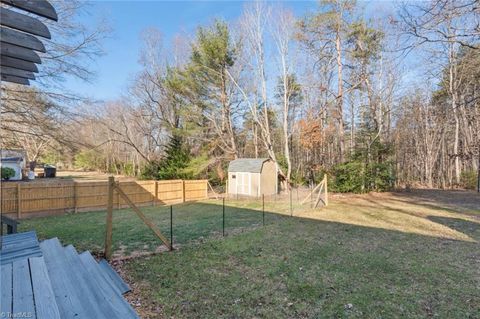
[18,200,286,257]
[18,190,480,318]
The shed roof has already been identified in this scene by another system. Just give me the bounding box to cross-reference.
[228,158,270,173]
[1,157,23,163]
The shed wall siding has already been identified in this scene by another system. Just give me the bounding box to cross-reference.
[228,172,261,196]
[228,159,276,196]
[260,161,277,195]
[251,173,260,197]
[228,172,234,194]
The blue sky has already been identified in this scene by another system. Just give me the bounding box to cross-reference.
[63,1,396,101]
[64,1,317,101]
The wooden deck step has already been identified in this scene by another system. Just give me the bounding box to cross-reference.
[29,257,61,319]
[2,232,138,319]
[12,258,35,318]
[98,259,131,294]
[64,245,135,319]
[62,245,135,318]
[2,240,38,252]
[1,231,37,243]
[78,251,139,318]
[1,231,42,265]
[1,263,13,316]
[40,238,105,318]
[1,248,43,265]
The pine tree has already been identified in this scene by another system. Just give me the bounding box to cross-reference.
[140,135,191,180]
[157,135,191,180]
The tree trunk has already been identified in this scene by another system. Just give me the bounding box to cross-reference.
[335,31,345,162]
[253,122,259,158]
[449,44,461,184]
[283,78,292,185]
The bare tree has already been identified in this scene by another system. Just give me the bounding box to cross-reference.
[397,0,480,50]
[298,0,357,162]
[398,0,480,184]
[1,0,109,162]
[235,2,292,188]
[271,7,299,185]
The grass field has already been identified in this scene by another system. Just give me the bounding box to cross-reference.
[19,200,286,257]
[18,189,480,318]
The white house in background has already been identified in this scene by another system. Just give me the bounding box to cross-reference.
[0,149,26,181]
[227,158,278,197]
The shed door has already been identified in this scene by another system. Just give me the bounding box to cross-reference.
[236,172,249,195]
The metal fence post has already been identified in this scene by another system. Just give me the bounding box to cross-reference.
[222,197,225,237]
[290,188,293,217]
[262,194,265,226]
[170,205,173,250]
[477,149,480,192]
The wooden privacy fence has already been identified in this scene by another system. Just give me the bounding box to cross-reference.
[0,179,208,219]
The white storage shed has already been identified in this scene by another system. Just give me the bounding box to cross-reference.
[227,158,277,197]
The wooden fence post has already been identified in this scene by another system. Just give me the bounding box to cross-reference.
[300,182,321,205]
[154,181,158,206]
[16,183,21,219]
[207,181,219,199]
[73,182,78,213]
[116,181,120,209]
[182,180,186,203]
[104,176,114,260]
[324,175,328,206]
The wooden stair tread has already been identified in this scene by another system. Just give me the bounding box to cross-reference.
[29,256,61,319]
[12,258,35,317]
[78,251,138,318]
[40,238,102,318]
[98,259,131,294]
[1,263,13,316]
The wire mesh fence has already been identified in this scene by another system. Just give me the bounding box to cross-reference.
[130,188,325,255]
[19,187,327,259]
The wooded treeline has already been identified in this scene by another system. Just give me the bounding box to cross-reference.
[1,0,479,192]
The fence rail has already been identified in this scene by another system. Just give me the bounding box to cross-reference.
[0,179,208,219]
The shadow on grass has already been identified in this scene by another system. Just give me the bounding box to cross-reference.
[388,189,480,215]
[18,201,287,257]
[427,216,480,241]
[123,208,480,319]
[18,197,480,259]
